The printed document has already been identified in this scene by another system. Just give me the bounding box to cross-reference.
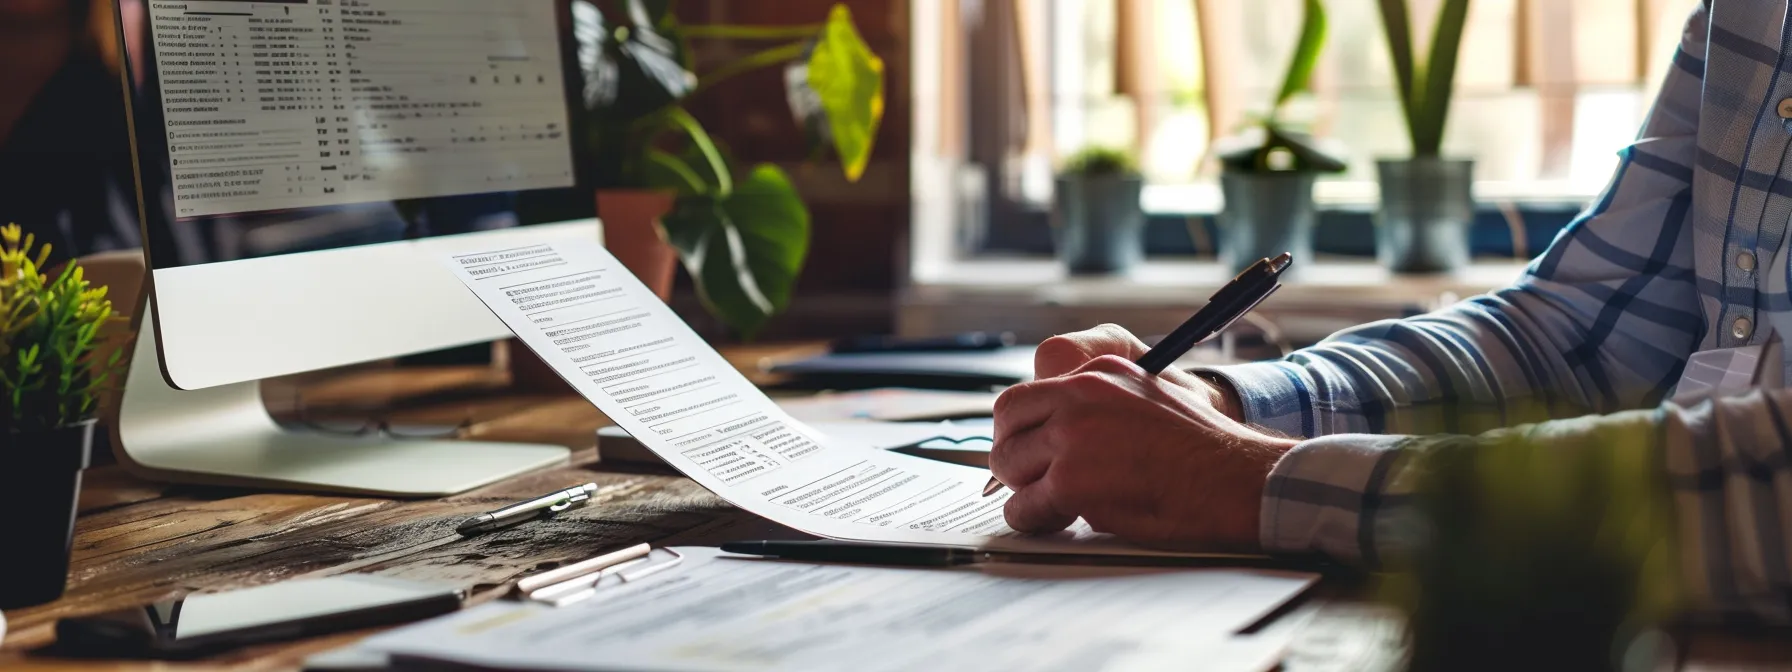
[442,241,1179,554]
[359,546,1316,672]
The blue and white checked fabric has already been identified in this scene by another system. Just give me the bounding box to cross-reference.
[1203,0,1792,623]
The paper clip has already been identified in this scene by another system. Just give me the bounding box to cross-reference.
[522,547,685,608]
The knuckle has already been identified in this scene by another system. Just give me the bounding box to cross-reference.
[1083,354,1137,374]
[1064,370,1127,398]
[1035,335,1089,369]
[1093,323,1129,339]
[992,385,1023,417]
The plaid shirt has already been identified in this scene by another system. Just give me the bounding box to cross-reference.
[1206,0,1792,623]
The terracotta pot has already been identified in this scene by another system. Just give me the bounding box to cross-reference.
[596,189,679,301]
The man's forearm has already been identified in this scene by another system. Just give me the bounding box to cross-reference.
[1260,389,1792,625]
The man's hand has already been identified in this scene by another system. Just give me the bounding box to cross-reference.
[992,326,1294,551]
[1031,324,1245,422]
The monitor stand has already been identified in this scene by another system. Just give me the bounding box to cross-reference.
[111,306,571,497]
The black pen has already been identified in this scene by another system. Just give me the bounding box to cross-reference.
[982,253,1294,497]
[721,540,986,567]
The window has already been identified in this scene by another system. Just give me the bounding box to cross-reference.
[909,0,1702,268]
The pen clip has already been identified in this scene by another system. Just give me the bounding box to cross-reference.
[548,484,597,514]
[1199,284,1281,346]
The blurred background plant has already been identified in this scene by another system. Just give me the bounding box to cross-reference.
[1212,0,1345,175]
[1383,408,1683,671]
[1054,146,1146,275]
[0,224,121,433]
[1061,146,1141,178]
[1372,0,1475,273]
[1212,0,1344,275]
[1377,0,1469,160]
[575,0,885,338]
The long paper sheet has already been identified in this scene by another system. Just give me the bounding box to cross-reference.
[444,241,1156,554]
[360,547,1315,672]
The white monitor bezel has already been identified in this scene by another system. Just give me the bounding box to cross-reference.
[116,0,593,390]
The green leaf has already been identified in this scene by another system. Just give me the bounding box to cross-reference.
[573,0,694,117]
[574,0,697,186]
[1271,0,1328,116]
[803,4,886,182]
[1413,0,1471,157]
[684,24,822,40]
[697,41,810,93]
[662,108,733,196]
[1376,0,1418,145]
[659,165,811,338]
[644,149,710,195]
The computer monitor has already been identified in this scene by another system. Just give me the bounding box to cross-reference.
[109,0,601,495]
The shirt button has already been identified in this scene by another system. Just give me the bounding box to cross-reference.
[1734,316,1754,340]
[1738,252,1758,271]
[1779,98,1792,118]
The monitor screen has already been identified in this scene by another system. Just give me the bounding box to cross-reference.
[120,0,586,269]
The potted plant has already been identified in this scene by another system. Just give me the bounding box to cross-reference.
[1212,0,1346,274]
[1376,0,1473,273]
[575,0,885,338]
[1054,147,1146,275]
[0,225,121,609]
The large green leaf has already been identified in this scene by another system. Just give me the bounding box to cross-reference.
[1413,0,1471,158]
[574,0,696,186]
[659,165,810,338]
[572,0,693,117]
[1271,0,1328,115]
[1376,0,1416,117]
[801,5,885,182]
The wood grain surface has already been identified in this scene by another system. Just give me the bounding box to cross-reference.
[1,350,1787,671]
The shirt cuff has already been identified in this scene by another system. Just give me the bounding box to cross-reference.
[1260,433,1412,567]
[1197,361,1314,438]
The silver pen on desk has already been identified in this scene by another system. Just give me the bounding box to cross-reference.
[457,483,599,535]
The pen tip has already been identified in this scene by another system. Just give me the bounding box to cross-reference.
[981,477,1005,497]
[1271,252,1293,270]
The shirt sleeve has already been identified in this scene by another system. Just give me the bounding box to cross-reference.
[1199,2,1710,442]
[1259,388,1792,625]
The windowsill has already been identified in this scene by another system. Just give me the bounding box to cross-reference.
[901,257,1531,342]
[1141,181,1600,215]
[910,256,1529,305]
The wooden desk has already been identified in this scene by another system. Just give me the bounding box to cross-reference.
[2,347,1788,671]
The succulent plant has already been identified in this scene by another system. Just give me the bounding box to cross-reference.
[0,224,122,432]
[1062,147,1140,178]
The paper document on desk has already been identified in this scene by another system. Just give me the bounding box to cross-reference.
[359,546,1315,672]
[442,241,1170,555]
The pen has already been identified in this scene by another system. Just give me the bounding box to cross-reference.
[516,542,652,595]
[721,540,986,567]
[456,483,600,535]
[983,253,1294,497]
